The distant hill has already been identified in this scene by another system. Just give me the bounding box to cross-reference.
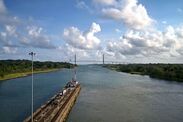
[104,64,183,82]
[0,60,74,81]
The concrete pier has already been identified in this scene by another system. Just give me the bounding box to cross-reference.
[53,85,81,122]
[24,84,81,122]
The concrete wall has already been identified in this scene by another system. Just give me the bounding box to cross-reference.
[55,85,81,122]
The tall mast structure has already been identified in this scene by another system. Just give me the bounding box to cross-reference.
[74,54,77,81]
[103,54,104,65]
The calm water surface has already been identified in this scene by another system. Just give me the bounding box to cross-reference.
[0,65,183,122]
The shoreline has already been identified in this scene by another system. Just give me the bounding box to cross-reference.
[107,67,183,83]
[0,68,61,81]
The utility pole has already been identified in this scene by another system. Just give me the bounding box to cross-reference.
[29,52,36,122]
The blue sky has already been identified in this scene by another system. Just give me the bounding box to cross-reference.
[0,0,183,63]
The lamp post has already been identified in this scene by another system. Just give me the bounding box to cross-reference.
[29,52,36,122]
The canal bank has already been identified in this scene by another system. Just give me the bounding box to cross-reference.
[0,68,61,81]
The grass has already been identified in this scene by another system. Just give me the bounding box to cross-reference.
[0,68,60,81]
[129,72,144,75]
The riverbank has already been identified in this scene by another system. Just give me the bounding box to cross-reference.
[0,68,60,81]
[0,60,75,81]
[104,64,183,82]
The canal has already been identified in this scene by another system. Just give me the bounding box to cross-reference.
[0,65,183,122]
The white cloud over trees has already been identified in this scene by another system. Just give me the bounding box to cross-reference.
[107,25,183,59]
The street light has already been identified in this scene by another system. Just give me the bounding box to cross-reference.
[29,52,36,122]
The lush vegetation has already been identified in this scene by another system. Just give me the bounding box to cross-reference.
[105,64,183,82]
[0,60,74,80]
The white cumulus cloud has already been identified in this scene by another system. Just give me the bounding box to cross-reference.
[63,22,101,50]
[93,0,116,5]
[102,0,154,30]
[107,25,183,59]
[19,26,56,49]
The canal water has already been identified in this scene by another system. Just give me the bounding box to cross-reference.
[0,65,183,122]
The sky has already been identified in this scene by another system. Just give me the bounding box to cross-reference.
[0,0,183,63]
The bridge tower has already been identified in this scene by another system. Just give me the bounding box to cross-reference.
[102,54,104,65]
[74,54,77,81]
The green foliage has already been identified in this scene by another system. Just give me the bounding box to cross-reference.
[0,60,74,78]
[105,64,183,82]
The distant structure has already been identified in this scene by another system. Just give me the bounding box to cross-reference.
[103,54,104,65]
[68,53,128,64]
[74,54,77,81]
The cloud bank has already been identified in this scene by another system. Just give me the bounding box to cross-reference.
[107,26,183,58]
[1,0,183,63]
[0,0,56,54]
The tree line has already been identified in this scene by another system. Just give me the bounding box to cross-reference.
[0,60,74,77]
[105,64,183,82]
